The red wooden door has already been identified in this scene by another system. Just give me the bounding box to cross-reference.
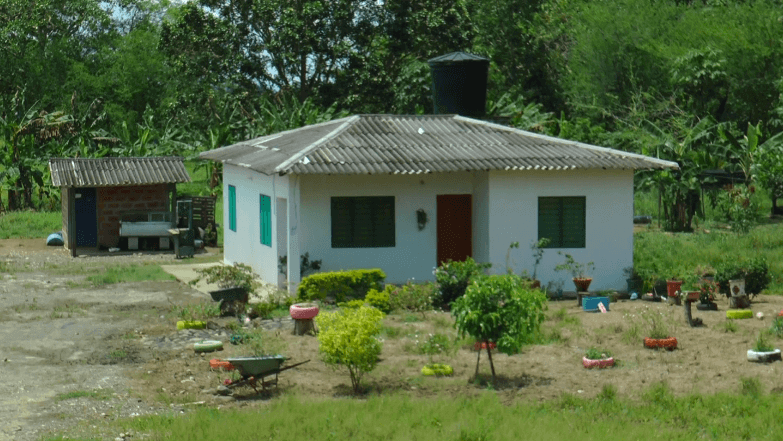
[436,194,472,265]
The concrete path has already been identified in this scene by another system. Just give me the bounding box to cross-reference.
[160,262,284,303]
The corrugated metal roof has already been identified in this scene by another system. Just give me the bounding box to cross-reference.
[49,157,191,187]
[199,114,679,176]
[428,52,489,64]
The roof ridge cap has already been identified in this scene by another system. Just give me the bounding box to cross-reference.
[275,115,360,173]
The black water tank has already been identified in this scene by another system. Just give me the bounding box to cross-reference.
[428,52,489,117]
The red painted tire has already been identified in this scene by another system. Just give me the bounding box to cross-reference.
[582,356,615,369]
[290,302,319,319]
[209,359,235,371]
[474,341,497,351]
[644,337,678,350]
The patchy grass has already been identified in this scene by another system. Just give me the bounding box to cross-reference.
[87,263,175,286]
[54,389,113,402]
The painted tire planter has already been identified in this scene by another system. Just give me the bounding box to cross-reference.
[726,309,753,320]
[582,356,615,369]
[176,320,207,330]
[194,340,223,352]
[474,341,497,351]
[290,303,319,319]
[421,363,454,376]
[747,348,782,362]
[209,359,235,370]
[643,337,678,350]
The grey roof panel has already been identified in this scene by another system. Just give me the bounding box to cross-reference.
[200,114,678,175]
[49,157,191,187]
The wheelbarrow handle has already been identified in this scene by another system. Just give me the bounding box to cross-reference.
[277,359,310,373]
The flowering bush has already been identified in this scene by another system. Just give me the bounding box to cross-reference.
[388,280,436,314]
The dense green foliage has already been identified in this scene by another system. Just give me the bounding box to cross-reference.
[296,269,386,302]
[315,305,385,393]
[451,274,547,382]
[433,257,492,307]
[2,0,783,233]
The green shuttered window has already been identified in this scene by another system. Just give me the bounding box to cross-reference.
[228,185,237,232]
[331,196,395,248]
[260,194,272,246]
[538,196,586,248]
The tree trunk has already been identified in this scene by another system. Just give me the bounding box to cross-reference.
[293,318,315,335]
[485,342,496,384]
[474,347,481,378]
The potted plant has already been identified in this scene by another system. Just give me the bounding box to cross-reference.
[555,252,595,292]
[747,331,781,362]
[529,238,550,288]
[694,264,716,282]
[191,263,261,316]
[694,278,719,311]
[582,347,615,369]
[640,306,677,350]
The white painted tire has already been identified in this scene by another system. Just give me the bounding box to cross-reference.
[194,340,223,352]
[747,348,781,362]
[290,303,319,319]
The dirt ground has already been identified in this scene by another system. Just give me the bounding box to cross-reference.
[2,238,783,440]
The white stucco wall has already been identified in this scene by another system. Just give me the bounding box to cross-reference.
[298,173,476,284]
[222,165,289,285]
[486,169,634,292]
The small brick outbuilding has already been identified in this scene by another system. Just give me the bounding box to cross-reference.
[48,157,191,252]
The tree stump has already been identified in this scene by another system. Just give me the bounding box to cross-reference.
[683,300,702,327]
[293,318,316,336]
[729,295,750,309]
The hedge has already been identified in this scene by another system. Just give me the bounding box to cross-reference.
[297,269,386,302]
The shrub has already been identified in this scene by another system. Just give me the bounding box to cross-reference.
[451,274,547,383]
[388,281,436,314]
[715,257,770,296]
[337,299,366,309]
[191,263,261,294]
[365,288,390,313]
[316,305,385,393]
[433,258,491,307]
[297,269,386,302]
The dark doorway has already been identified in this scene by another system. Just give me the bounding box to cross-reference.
[436,194,472,265]
[74,188,97,247]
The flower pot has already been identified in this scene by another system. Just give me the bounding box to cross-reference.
[573,277,592,292]
[531,279,542,289]
[666,280,683,298]
[684,291,700,302]
[582,356,615,369]
[643,337,677,350]
[696,302,718,311]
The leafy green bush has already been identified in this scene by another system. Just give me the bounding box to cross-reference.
[337,299,366,309]
[173,301,221,321]
[365,288,390,313]
[717,185,760,234]
[297,269,386,302]
[388,281,436,314]
[315,305,385,393]
[191,263,261,294]
[433,258,491,308]
[248,290,293,319]
[451,274,547,383]
[715,257,770,296]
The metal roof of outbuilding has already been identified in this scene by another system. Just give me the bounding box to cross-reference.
[48,156,191,187]
[428,52,490,64]
[199,114,679,176]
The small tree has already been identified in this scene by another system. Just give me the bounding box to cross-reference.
[316,305,384,393]
[451,274,547,384]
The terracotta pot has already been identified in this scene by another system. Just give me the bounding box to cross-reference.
[666,280,683,298]
[573,277,592,292]
[643,336,678,350]
[531,279,541,289]
[684,291,700,302]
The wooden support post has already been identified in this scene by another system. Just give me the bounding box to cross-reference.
[293,319,315,336]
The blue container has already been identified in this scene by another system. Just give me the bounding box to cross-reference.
[46,232,64,246]
[583,296,610,312]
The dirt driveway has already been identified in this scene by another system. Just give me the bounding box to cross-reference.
[0,239,214,441]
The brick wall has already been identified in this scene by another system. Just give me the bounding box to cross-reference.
[97,185,169,248]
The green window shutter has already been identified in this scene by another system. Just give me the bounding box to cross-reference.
[538,197,562,247]
[260,194,272,246]
[228,185,236,232]
[561,197,585,248]
[331,196,395,248]
[538,196,586,248]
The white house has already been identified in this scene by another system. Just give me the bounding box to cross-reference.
[200,114,678,293]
